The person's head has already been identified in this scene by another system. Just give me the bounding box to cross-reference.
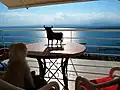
[9,43,27,61]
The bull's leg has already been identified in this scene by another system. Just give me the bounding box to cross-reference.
[51,40,53,46]
[56,40,58,45]
[60,39,63,45]
[60,40,62,47]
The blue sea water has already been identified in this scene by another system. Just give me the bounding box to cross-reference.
[0,26,120,55]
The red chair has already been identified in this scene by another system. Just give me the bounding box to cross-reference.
[75,67,120,90]
[0,48,9,61]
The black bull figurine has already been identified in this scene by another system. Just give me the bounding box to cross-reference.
[44,25,63,45]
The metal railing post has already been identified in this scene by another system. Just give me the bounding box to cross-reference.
[1,30,5,48]
[70,30,72,42]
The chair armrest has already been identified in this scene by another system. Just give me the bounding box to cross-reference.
[0,79,59,90]
[0,48,9,54]
[0,79,23,90]
[75,76,119,90]
[0,53,9,61]
[109,67,120,77]
[0,48,9,61]
[75,76,97,90]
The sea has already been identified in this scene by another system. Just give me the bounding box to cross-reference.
[0,26,120,55]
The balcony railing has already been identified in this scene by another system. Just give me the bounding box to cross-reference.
[0,28,120,60]
[1,28,120,90]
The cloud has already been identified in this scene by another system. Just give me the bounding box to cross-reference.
[0,11,120,26]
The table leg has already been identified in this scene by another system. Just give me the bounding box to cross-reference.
[61,58,69,90]
[37,58,46,79]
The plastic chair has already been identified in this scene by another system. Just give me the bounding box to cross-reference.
[0,48,9,61]
[75,67,120,90]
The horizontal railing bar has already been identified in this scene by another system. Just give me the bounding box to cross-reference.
[1,29,120,32]
[66,37,120,40]
[86,53,120,56]
[1,42,120,49]
[1,41,120,50]
[74,37,120,40]
[0,29,44,32]
[86,45,120,48]
[0,42,31,44]
[1,36,120,40]
[1,36,46,38]
[52,29,120,32]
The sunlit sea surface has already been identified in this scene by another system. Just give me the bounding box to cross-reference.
[0,27,120,55]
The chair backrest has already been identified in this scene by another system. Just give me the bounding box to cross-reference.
[0,48,9,54]
[0,79,22,90]
[44,25,54,39]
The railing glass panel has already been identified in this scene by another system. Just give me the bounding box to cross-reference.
[0,28,120,57]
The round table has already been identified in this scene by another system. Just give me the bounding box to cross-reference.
[27,42,86,90]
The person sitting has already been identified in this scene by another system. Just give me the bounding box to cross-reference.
[2,43,35,89]
[0,43,59,90]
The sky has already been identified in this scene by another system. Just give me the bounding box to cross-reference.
[0,0,120,27]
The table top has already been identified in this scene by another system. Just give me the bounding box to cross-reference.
[27,42,86,58]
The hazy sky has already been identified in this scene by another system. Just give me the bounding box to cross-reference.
[0,0,120,27]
